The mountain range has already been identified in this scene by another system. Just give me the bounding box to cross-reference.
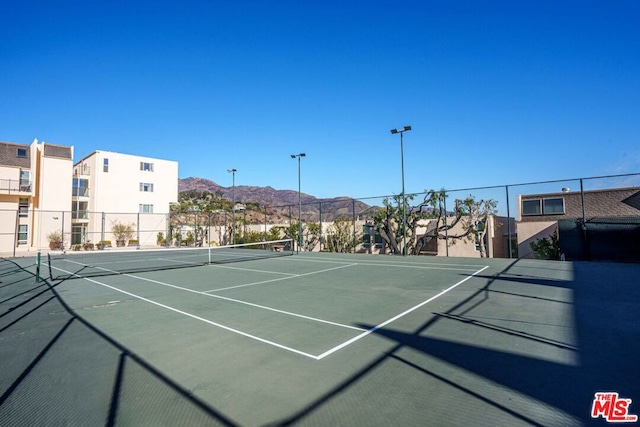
[178,177,374,221]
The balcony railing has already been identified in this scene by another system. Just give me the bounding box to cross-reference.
[74,165,91,176]
[0,179,32,194]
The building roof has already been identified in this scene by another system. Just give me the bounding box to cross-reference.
[43,144,73,160]
[0,141,30,168]
[622,191,640,211]
[520,186,640,199]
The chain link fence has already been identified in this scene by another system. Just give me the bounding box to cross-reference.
[3,173,639,261]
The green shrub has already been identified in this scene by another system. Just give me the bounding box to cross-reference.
[530,231,560,260]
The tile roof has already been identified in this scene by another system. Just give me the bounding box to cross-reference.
[621,190,640,211]
[0,142,30,168]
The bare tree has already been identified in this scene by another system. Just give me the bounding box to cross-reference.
[375,190,498,256]
[326,217,359,253]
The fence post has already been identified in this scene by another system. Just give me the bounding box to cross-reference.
[61,211,65,250]
[580,179,590,261]
[506,185,512,259]
[36,252,41,283]
[352,199,356,253]
[101,212,106,244]
[319,201,323,252]
[13,209,18,258]
[165,212,170,247]
[137,212,140,247]
[443,194,449,257]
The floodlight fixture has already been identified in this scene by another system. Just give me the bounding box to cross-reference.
[390,125,412,134]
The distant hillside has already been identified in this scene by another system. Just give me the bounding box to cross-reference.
[179,177,374,221]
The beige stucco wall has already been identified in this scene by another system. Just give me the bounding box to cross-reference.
[516,220,557,259]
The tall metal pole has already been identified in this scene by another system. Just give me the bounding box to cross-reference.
[227,169,237,245]
[400,131,406,256]
[391,126,411,256]
[297,155,302,253]
[291,153,305,253]
[505,185,512,258]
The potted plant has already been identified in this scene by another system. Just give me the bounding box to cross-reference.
[47,230,63,250]
[111,222,135,247]
[97,240,112,250]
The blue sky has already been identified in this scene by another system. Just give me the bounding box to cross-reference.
[2,1,639,206]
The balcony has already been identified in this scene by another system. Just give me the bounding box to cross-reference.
[0,179,32,195]
[74,164,91,176]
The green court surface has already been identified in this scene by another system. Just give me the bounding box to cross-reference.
[1,252,639,426]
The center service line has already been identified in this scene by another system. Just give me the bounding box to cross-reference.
[47,264,320,359]
[315,265,490,360]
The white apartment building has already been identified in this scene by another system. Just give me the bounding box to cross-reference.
[0,139,74,254]
[72,151,178,247]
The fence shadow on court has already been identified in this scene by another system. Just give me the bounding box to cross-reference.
[272,259,640,426]
[0,258,238,426]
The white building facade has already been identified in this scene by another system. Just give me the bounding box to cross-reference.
[72,151,178,247]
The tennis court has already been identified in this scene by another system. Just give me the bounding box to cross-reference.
[1,248,639,426]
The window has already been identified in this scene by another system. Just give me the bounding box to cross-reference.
[140,162,154,172]
[17,148,27,158]
[19,198,29,217]
[522,197,565,216]
[139,182,154,192]
[362,224,383,249]
[543,198,564,214]
[139,204,154,213]
[18,225,28,245]
[474,221,486,251]
[19,170,31,191]
[72,201,88,219]
[522,200,541,216]
[72,178,89,196]
[103,158,109,172]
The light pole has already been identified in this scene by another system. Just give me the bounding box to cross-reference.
[290,153,306,253]
[390,125,411,256]
[227,168,237,245]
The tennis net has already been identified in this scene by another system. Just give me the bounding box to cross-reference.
[47,239,294,280]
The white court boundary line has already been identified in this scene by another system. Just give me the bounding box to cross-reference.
[51,260,365,332]
[47,264,328,359]
[284,256,485,271]
[47,262,489,360]
[315,265,490,360]
[205,263,358,293]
